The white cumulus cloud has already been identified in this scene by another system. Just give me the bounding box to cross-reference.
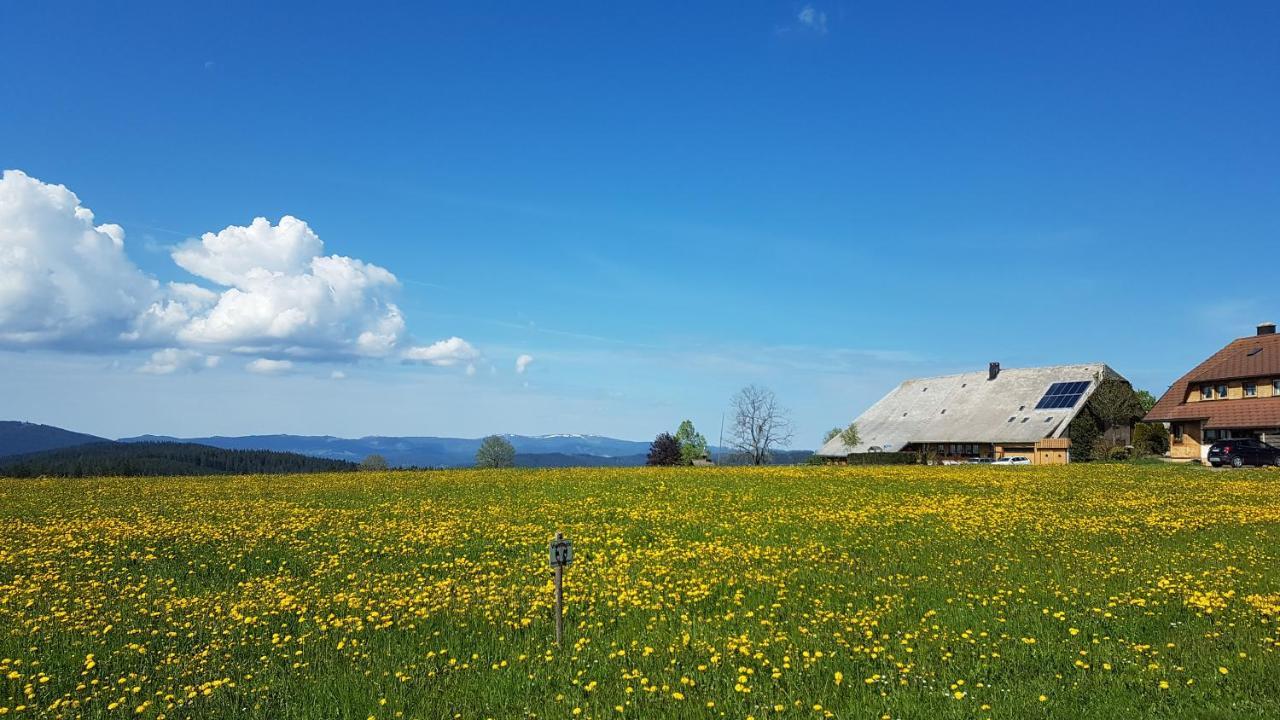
[0,169,480,373]
[0,170,159,348]
[172,216,323,287]
[171,216,407,360]
[403,336,480,367]
[515,353,534,374]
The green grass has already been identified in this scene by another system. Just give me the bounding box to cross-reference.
[1,463,1279,719]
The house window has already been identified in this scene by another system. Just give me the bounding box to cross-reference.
[1245,382,1258,397]
[1274,380,1280,396]
[1201,385,1213,400]
[1218,384,1229,399]
[1173,423,1183,442]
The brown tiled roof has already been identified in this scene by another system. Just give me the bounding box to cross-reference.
[1146,395,1280,429]
[1144,332,1280,427]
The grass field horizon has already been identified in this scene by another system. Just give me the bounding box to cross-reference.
[3,464,1279,719]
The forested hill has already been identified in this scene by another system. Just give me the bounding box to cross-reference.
[0,442,358,478]
[0,421,109,457]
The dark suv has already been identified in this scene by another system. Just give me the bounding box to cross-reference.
[1207,438,1280,468]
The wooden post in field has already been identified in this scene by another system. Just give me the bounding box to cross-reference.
[548,531,573,645]
[553,561,564,645]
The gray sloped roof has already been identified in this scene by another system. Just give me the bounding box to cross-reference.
[818,363,1121,456]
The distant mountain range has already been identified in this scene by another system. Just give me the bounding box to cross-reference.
[1,421,811,469]
[117,433,656,468]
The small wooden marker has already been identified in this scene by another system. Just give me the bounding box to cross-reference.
[548,531,573,645]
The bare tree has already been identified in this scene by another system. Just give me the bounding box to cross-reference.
[728,385,794,465]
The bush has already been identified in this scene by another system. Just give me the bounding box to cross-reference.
[359,454,389,471]
[1132,423,1170,456]
[1105,446,1131,462]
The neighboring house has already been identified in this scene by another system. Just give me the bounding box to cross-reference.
[1144,323,1280,460]
[818,362,1136,464]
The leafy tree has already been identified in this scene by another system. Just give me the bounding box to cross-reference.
[674,420,708,464]
[838,423,860,450]
[475,435,515,469]
[728,385,794,465]
[1135,389,1158,414]
[1067,373,1146,461]
[646,433,683,466]
[359,454,389,471]
[823,427,841,444]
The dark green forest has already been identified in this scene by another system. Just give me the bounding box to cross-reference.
[0,442,357,477]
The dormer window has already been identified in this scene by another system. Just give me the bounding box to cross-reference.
[1245,382,1258,397]
[1274,379,1280,396]
[1201,386,1213,400]
[1217,384,1229,399]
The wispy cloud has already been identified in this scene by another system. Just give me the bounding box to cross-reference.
[246,358,294,375]
[139,348,220,375]
[796,4,828,35]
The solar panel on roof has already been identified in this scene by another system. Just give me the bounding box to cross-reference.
[1034,381,1091,410]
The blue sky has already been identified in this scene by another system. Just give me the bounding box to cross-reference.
[1,1,1278,445]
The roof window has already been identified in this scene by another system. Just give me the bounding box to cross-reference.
[1248,347,1263,357]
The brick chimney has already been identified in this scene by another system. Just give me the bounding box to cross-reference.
[1259,322,1277,336]
[988,362,1001,381]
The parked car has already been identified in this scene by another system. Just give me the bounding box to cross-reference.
[992,456,1031,465]
[966,457,995,465]
[1207,438,1280,468]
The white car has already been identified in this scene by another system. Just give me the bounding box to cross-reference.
[992,456,1031,465]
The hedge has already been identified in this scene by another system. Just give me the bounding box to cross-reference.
[842,452,919,466]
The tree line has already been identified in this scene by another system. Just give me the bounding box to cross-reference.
[0,442,358,478]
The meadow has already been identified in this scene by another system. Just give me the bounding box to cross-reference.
[2,464,1279,719]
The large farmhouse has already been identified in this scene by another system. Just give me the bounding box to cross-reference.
[1144,323,1280,460]
[818,362,1135,464]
